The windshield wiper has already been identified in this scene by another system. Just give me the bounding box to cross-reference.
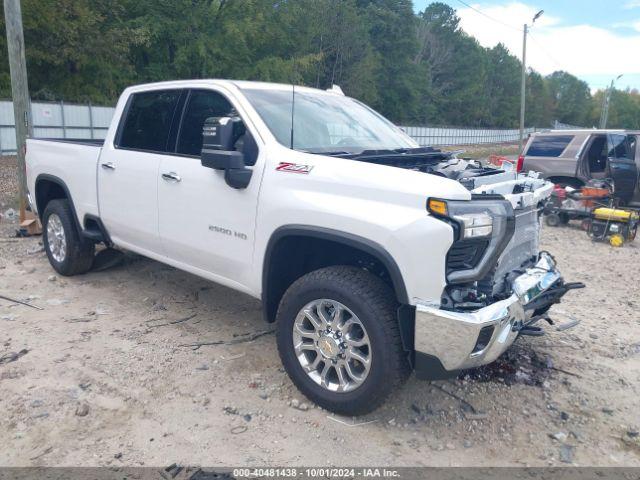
[353,147,447,160]
[307,147,446,161]
[306,150,361,157]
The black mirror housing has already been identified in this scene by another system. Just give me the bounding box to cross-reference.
[200,116,253,189]
[225,167,253,189]
[203,116,242,151]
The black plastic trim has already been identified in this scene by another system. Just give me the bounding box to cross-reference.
[82,214,112,245]
[31,138,104,147]
[414,351,460,380]
[397,304,416,368]
[34,174,83,235]
[262,225,410,321]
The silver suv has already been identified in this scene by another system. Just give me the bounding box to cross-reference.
[520,129,640,205]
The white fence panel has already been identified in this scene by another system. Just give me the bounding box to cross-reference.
[0,100,115,154]
[400,126,538,147]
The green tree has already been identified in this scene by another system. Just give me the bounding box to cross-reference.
[2,0,635,129]
[0,0,145,103]
[357,0,423,123]
[546,71,591,125]
[414,3,489,125]
[526,70,552,127]
[485,43,520,127]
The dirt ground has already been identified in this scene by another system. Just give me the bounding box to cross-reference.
[0,157,639,468]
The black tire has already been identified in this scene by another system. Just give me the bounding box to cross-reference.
[545,213,561,227]
[42,199,95,276]
[275,266,410,415]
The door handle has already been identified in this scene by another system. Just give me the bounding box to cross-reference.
[161,172,181,182]
[101,162,116,170]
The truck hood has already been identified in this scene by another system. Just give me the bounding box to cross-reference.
[318,147,553,209]
[280,148,473,213]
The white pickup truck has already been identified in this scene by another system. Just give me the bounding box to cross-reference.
[25,80,581,414]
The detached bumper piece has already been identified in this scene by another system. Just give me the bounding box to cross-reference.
[414,253,583,380]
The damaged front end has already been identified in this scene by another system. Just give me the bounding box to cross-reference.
[413,157,584,380]
[414,251,583,380]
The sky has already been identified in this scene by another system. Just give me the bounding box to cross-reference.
[412,0,640,92]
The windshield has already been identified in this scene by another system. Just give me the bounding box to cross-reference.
[241,88,418,154]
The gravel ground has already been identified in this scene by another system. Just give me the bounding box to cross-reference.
[0,157,639,467]
[0,156,19,214]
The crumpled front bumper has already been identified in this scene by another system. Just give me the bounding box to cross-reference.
[414,252,562,380]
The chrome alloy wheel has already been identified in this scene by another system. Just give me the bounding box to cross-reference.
[46,213,67,263]
[293,299,372,393]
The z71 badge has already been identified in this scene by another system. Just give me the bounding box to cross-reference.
[276,162,314,174]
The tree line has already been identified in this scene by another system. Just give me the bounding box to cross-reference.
[0,0,638,129]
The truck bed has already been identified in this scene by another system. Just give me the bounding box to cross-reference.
[26,138,104,225]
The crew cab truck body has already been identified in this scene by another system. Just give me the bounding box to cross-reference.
[26,80,579,414]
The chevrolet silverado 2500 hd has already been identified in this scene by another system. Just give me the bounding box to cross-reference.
[26,80,581,415]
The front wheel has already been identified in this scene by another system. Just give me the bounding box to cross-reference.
[545,213,561,227]
[43,199,95,276]
[275,266,410,415]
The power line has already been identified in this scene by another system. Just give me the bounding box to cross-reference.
[454,0,521,31]
[527,32,565,71]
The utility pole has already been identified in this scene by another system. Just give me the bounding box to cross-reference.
[519,24,527,153]
[3,0,32,222]
[600,74,623,129]
[519,10,544,153]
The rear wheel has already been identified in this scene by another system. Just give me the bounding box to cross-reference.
[276,266,410,415]
[43,199,95,276]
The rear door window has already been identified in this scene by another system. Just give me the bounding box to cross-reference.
[526,135,574,157]
[118,90,182,152]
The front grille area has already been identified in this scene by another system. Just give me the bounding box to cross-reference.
[446,238,490,274]
[479,205,541,296]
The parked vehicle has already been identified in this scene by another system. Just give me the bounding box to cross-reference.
[519,130,640,205]
[26,80,581,414]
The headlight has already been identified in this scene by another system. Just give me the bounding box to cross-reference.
[427,196,516,283]
[427,197,504,240]
[453,212,493,238]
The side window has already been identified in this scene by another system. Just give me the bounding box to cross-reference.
[177,90,235,156]
[586,135,607,173]
[118,90,181,152]
[525,135,574,157]
[627,135,637,158]
[608,134,633,161]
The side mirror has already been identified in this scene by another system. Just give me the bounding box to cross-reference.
[200,116,253,189]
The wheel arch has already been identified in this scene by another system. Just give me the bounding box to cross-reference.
[261,225,409,323]
[34,174,83,235]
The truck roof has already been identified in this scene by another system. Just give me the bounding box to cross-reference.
[123,79,338,96]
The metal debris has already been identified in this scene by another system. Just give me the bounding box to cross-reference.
[0,348,29,365]
[0,293,43,310]
[180,329,275,350]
